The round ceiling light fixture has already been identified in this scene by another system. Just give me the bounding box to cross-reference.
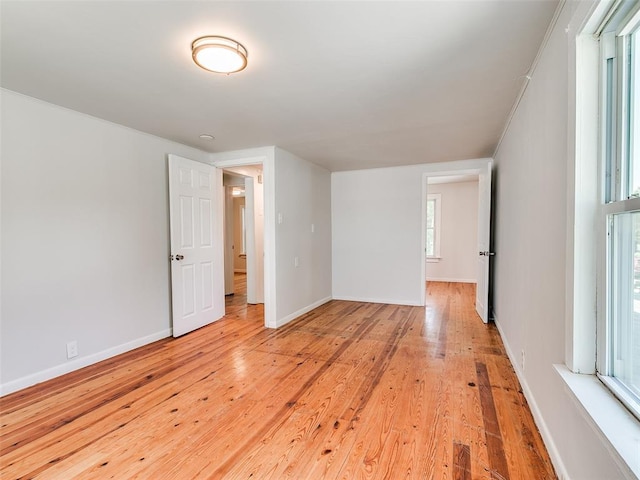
[191,36,248,74]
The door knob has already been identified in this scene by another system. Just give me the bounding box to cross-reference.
[479,251,495,256]
[175,254,184,260]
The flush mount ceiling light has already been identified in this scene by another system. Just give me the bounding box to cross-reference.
[191,36,248,74]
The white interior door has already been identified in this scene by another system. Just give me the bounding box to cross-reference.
[476,162,493,323]
[168,154,224,337]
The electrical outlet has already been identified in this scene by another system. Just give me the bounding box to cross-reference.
[67,341,78,359]
[294,256,300,267]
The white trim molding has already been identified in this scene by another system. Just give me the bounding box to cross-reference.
[0,329,172,397]
[426,277,476,283]
[555,365,640,479]
[270,296,333,329]
[331,296,423,307]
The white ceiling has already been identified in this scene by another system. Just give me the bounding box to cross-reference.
[0,0,558,172]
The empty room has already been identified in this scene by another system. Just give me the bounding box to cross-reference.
[1,0,639,479]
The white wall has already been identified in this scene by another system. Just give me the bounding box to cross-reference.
[426,181,478,283]
[272,147,332,326]
[1,89,209,394]
[492,1,627,478]
[332,158,489,306]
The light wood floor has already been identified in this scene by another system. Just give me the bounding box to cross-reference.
[225,272,248,313]
[0,281,556,479]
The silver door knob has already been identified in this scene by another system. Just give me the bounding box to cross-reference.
[479,251,495,256]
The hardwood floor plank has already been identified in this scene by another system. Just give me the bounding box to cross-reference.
[476,361,511,480]
[0,281,556,480]
[485,354,556,479]
[453,442,472,480]
[435,296,450,360]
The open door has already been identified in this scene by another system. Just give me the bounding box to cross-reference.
[475,161,493,323]
[168,154,224,337]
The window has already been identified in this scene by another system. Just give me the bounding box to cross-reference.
[598,4,640,420]
[426,193,441,259]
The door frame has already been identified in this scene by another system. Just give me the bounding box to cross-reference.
[213,153,275,328]
[223,183,236,295]
[243,175,262,304]
[421,158,493,314]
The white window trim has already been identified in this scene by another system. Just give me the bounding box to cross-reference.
[597,4,640,420]
[555,365,640,478]
[426,193,441,260]
[562,1,640,477]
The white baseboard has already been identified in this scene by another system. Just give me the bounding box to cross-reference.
[425,277,477,283]
[270,296,332,328]
[493,316,569,480]
[331,295,423,307]
[0,329,172,397]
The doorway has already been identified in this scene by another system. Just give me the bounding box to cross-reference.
[421,160,492,322]
[222,165,264,316]
[223,172,247,309]
[425,174,479,283]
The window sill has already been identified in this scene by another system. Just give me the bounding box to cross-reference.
[426,257,441,263]
[554,364,640,478]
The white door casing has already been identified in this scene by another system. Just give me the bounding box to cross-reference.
[224,185,235,296]
[168,154,224,337]
[421,158,492,315]
[244,176,265,304]
[253,175,265,304]
[212,153,275,327]
[245,177,257,304]
[475,162,492,323]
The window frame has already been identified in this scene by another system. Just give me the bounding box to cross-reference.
[557,2,640,476]
[596,3,640,422]
[426,193,442,261]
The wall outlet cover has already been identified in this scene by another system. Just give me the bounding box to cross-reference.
[67,341,78,359]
